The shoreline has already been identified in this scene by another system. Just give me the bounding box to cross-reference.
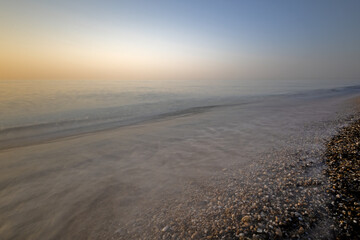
[1,93,359,240]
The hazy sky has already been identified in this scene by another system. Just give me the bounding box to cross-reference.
[1,0,360,81]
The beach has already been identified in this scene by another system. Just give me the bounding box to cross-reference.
[0,83,360,240]
[2,0,360,239]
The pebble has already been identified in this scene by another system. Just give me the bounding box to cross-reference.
[241,216,251,223]
[324,118,360,239]
[161,226,169,232]
[275,228,282,237]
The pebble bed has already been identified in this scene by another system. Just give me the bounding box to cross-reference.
[113,114,359,240]
[325,119,360,239]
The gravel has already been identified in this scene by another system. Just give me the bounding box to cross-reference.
[113,114,360,240]
[325,118,360,239]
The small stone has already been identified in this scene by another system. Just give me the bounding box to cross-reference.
[191,232,199,239]
[161,226,169,232]
[241,216,251,223]
[275,228,282,237]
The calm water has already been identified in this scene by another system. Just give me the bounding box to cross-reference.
[0,79,359,239]
[0,79,359,148]
[1,79,358,131]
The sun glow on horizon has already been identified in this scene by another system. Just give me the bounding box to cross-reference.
[1,0,359,81]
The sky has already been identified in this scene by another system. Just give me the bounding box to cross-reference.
[0,0,360,81]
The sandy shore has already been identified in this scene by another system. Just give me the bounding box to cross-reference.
[1,92,359,240]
